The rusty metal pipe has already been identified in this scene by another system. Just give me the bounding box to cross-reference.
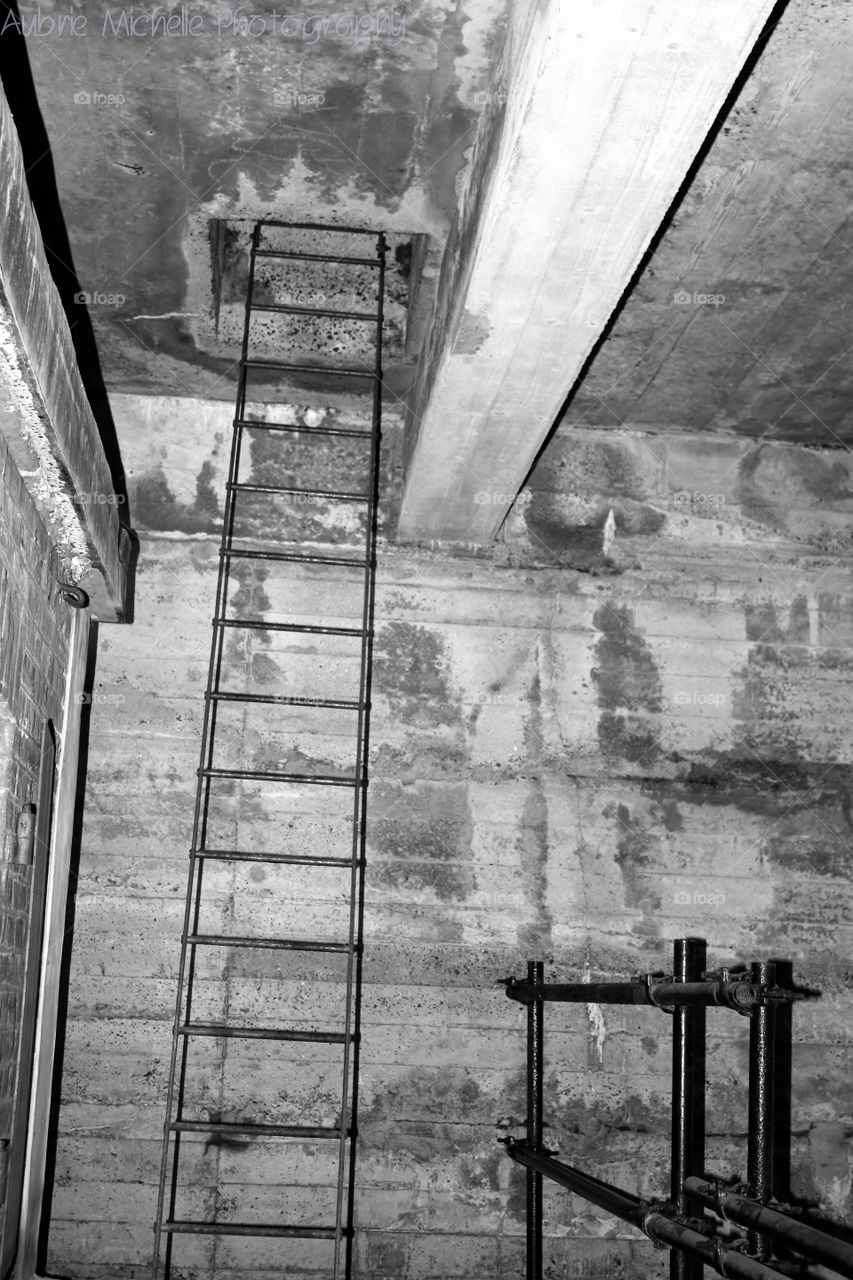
[685,1179,853,1279]
[503,1142,790,1280]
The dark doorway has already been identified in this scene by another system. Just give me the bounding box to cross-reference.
[2,720,56,1279]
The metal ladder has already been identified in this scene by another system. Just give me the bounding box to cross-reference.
[152,221,386,1280]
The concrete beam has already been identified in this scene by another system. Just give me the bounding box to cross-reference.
[0,87,127,620]
[397,0,780,543]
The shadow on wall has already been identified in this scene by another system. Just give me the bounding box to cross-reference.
[0,0,128,512]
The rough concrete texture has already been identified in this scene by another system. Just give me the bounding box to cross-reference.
[501,423,853,573]
[398,0,779,542]
[47,394,853,1279]
[556,0,853,447]
[18,0,508,400]
[0,86,127,615]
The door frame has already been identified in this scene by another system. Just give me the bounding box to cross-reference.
[13,608,89,1280]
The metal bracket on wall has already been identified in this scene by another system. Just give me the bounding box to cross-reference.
[57,582,88,608]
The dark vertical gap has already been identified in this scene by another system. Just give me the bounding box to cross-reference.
[209,220,225,340]
[2,720,55,1280]
[36,620,98,1275]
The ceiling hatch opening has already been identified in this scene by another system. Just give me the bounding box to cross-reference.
[201,219,430,402]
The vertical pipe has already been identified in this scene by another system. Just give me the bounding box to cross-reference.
[527,960,544,1280]
[671,937,706,1280]
[771,961,793,1205]
[747,961,776,1261]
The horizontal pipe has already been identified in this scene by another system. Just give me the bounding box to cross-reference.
[504,1142,645,1226]
[503,1145,789,1280]
[646,1212,789,1280]
[685,1179,853,1279]
[504,977,793,1012]
[164,1219,338,1238]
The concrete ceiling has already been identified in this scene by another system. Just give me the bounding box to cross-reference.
[560,0,853,449]
[8,0,853,568]
[503,0,853,571]
[11,0,509,400]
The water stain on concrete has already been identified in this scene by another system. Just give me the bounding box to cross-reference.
[610,802,662,938]
[374,621,462,729]
[516,661,553,952]
[592,602,662,763]
[524,493,620,574]
[358,1066,485,1160]
[370,780,474,902]
[455,308,492,354]
[744,596,810,644]
[804,1122,853,1217]
[134,461,220,533]
[249,652,282,686]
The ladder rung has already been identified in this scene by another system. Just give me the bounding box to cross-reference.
[251,302,378,322]
[244,358,377,379]
[200,767,358,787]
[205,691,363,710]
[194,849,360,868]
[186,933,354,954]
[178,1023,351,1043]
[256,216,380,235]
[253,247,380,267]
[221,549,368,567]
[237,418,372,440]
[214,618,368,637]
[164,1220,339,1239]
[226,481,370,502]
[172,1120,344,1139]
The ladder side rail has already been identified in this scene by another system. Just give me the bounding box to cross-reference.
[337,229,386,1280]
[152,222,261,1280]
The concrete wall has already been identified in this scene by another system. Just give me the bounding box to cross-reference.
[46,394,853,1279]
[0,423,74,1261]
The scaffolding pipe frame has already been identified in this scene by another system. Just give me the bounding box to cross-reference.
[503,1142,791,1280]
[684,1178,853,1279]
[500,938,851,1280]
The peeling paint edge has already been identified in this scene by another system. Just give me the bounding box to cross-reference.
[583,950,607,1064]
